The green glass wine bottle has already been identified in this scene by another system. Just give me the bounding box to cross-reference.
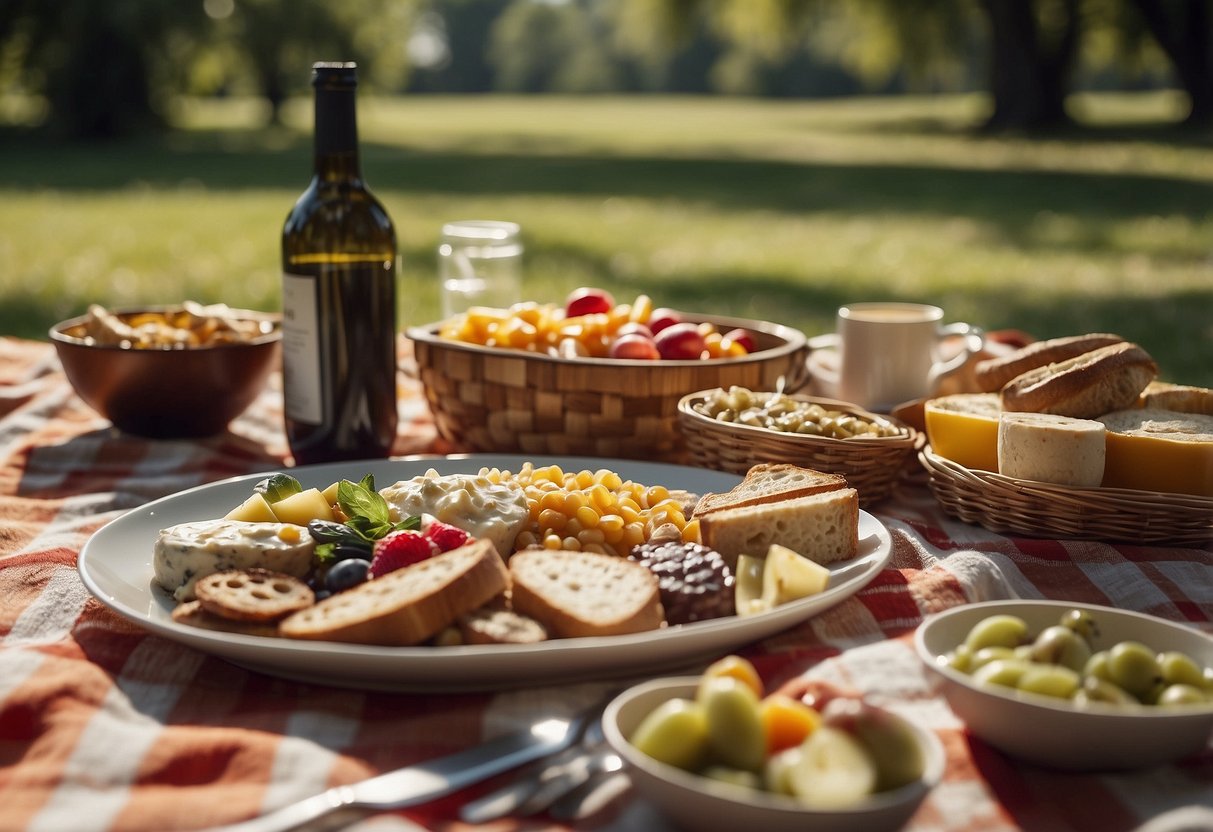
[281,62,398,464]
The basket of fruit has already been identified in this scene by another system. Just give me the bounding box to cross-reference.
[407,288,808,461]
[677,387,918,505]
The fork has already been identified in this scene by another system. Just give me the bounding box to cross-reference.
[458,696,615,824]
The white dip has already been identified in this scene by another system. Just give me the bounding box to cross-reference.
[379,470,529,557]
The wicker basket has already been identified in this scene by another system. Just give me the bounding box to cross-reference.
[677,391,919,505]
[408,314,808,462]
[919,446,1213,546]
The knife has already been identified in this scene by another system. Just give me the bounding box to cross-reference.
[210,711,590,832]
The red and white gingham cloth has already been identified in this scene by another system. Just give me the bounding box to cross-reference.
[1,335,1210,832]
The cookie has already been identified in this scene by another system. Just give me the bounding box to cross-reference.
[171,600,283,637]
[194,568,315,622]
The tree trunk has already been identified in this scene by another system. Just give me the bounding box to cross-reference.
[1130,0,1213,127]
[979,0,1079,131]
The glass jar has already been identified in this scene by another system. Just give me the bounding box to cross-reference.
[438,220,523,318]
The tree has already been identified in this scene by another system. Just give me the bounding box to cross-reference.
[1128,0,1213,125]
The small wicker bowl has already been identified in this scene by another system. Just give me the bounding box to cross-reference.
[677,390,918,505]
[408,314,808,462]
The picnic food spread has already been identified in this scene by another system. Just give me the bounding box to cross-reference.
[63,301,278,348]
[153,462,857,645]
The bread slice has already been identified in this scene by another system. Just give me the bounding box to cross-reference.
[698,488,859,570]
[509,549,664,638]
[279,539,508,645]
[693,464,847,518]
[974,333,1124,393]
[458,597,549,644]
[1000,342,1157,419]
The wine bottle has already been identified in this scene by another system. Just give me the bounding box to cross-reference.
[282,62,398,465]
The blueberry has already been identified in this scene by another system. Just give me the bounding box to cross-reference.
[325,558,371,593]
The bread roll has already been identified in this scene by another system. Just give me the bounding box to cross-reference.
[697,488,859,570]
[694,464,846,517]
[1000,342,1157,419]
[974,333,1124,393]
[924,393,1002,471]
[997,412,1106,487]
[279,539,508,645]
[1098,408,1213,496]
[509,549,664,638]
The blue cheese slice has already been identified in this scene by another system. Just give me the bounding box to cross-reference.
[154,519,315,602]
[997,412,1106,487]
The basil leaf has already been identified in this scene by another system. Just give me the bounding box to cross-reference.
[254,473,303,504]
[336,478,397,541]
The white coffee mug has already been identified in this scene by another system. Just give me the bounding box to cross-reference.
[809,303,984,410]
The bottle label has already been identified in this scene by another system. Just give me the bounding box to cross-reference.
[282,272,323,424]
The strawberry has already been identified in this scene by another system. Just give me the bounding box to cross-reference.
[369,529,437,578]
[424,520,472,552]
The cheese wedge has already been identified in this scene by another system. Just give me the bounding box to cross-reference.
[925,394,1001,472]
[997,412,1106,487]
[1098,409,1213,496]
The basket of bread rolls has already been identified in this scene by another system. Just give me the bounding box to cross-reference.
[677,386,919,506]
[917,333,1212,545]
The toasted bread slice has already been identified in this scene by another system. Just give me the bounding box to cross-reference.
[698,487,860,570]
[279,539,508,645]
[693,464,847,518]
[509,549,664,638]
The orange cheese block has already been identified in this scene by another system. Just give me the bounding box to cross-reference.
[924,394,1001,472]
[1098,409,1213,497]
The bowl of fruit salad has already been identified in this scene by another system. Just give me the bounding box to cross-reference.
[916,600,1213,771]
[602,656,944,832]
[407,287,807,462]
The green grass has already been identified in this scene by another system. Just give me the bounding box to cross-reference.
[1,92,1210,385]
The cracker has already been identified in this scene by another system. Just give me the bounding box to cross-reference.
[194,568,314,622]
[171,600,283,637]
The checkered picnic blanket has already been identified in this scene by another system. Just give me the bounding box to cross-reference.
[1,335,1210,832]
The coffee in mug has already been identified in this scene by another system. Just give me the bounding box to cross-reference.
[810,303,984,410]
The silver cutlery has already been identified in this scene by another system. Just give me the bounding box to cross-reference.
[210,702,603,832]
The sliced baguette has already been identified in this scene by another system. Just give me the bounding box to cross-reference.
[974,333,1124,393]
[698,487,859,570]
[1000,342,1157,419]
[279,538,508,645]
[509,549,664,638]
[693,463,847,518]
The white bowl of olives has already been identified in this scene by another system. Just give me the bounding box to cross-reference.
[602,657,944,832]
[915,600,1213,771]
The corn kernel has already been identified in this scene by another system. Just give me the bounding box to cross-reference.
[277,525,301,543]
[575,505,600,529]
[562,536,580,550]
[538,508,567,532]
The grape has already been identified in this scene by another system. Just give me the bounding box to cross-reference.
[1156,684,1209,706]
[1073,676,1138,706]
[1059,609,1100,645]
[1018,664,1081,699]
[700,676,766,772]
[943,645,974,673]
[1106,641,1162,700]
[1028,625,1092,672]
[324,558,371,592]
[629,697,709,771]
[970,646,1016,672]
[972,658,1033,690]
[1158,651,1205,688]
[1084,650,1113,683]
[963,614,1029,652]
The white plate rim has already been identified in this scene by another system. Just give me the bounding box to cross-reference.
[79,454,892,691]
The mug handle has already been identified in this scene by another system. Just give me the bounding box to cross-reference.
[928,323,985,388]
[807,333,841,386]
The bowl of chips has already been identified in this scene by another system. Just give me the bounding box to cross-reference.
[49,302,281,438]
